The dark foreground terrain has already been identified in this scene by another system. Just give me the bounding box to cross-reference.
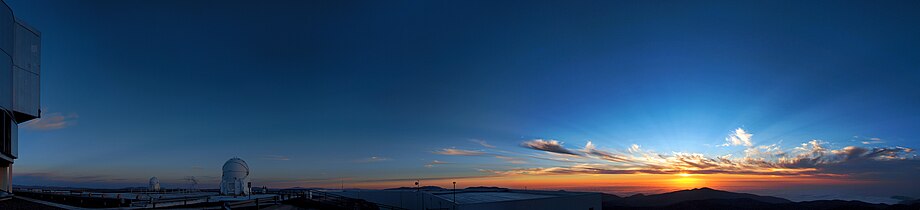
[0,197,64,210]
[603,188,920,210]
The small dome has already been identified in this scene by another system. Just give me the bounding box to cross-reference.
[149,177,159,185]
[148,176,161,191]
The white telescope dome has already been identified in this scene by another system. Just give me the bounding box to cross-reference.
[220,157,251,195]
[148,176,160,191]
[222,158,250,178]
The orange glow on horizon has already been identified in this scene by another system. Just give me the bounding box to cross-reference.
[287,173,872,195]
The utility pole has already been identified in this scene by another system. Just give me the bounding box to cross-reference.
[453,181,457,210]
[415,180,421,209]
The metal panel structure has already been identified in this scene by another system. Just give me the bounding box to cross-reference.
[12,67,37,116]
[14,20,39,74]
[0,54,10,109]
[0,2,12,56]
[0,0,40,193]
[11,20,39,119]
[0,1,11,110]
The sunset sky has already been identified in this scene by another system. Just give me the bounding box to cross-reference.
[6,0,920,203]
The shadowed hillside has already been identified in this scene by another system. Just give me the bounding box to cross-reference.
[603,188,920,210]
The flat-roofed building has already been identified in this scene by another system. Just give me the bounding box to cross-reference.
[0,0,41,194]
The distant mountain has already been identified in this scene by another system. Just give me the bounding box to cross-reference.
[897,199,920,205]
[788,200,890,209]
[12,185,91,191]
[384,186,445,191]
[602,188,920,210]
[892,196,920,205]
[464,186,509,191]
[606,187,791,207]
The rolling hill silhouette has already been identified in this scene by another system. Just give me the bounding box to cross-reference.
[602,187,920,210]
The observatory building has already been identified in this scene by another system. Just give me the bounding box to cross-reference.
[220,157,251,195]
[0,0,41,193]
[148,177,160,191]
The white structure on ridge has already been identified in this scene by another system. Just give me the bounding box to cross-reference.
[148,177,160,191]
[220,157,251,195]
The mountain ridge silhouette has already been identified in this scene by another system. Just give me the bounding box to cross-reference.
[602,187,919,210]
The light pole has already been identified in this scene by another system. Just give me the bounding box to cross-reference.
[453,181,457,210]
[416,180,421,209]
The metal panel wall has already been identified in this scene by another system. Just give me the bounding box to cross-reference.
[0,2,11,110]
[10,21,39,119]
[0,55,10,109]
[13,22,39,74]
[12,67,37,117]
[0,2,12,56]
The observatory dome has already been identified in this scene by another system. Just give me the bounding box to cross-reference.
[148,176,160,191]
[222,158,250,178]
[220,157,251,195]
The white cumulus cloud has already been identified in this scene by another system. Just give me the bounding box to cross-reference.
[722,128,753,147]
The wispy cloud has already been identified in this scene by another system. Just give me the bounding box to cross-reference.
[521,139,581,156]
[434,148,487,156]
[356,156,391,163]
[583,141,631,162]
[425,160,451,168]
[487,139,916,178]
[861,137,884,145]
[495,155,527,164]
[470,139,496,148]
[470,129,917,181]
[722,128,753,147]
[23,112,78,130]
[262,155,291,161]
[628,144,642,153]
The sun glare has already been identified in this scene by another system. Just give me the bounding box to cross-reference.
[670,173,706,189]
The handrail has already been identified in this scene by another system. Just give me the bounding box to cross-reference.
[279,189,409,210]
[226,196,278,208]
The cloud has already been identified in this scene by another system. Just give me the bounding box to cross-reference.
[356,156,391,163]
[525,154,581,163]
[583,141,631,162]
[481,132,916,179]
[470,139,496,148]
[628,144,642,153]
[425,160,451,168]
[262,155,291,161]
[22,112,78,130]
[722,128,753,147]
[434,148,487,156]
[521,139,581,156]
[860,137,884,145]
[495,155,527,164]
[440,130,917,200]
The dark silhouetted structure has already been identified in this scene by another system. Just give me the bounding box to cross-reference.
[0,0,41,194]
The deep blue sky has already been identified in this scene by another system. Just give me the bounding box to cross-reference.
[5,0,920,202]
